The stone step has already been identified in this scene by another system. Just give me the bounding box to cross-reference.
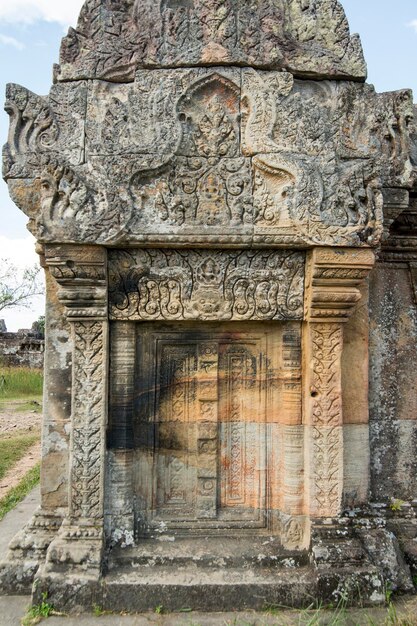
[102,565,316,612]
[107,536,309,570]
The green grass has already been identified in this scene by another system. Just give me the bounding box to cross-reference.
[0,366,43,399]
[0,433,40,481]
[0,463,40,521]
[22,593,54,626]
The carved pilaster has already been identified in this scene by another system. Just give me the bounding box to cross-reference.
[39,245,108,580]
[304,248,375,519]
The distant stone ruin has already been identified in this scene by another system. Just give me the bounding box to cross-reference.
[0,320,44,369]
[0,0,416,614]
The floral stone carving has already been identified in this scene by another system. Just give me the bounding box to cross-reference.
[3,64,413,248]
[108,249,305,321]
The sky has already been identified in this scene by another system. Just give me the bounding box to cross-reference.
[0,0,417,330]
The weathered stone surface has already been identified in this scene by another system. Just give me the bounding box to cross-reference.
[108,249,305,321]
[342,282,369,425]
[343,425,370,507]
[2,0,417,614]
[56,0,366,83]
[3,67,413,248]
[40,268,72,511]
[369,263,417,501]
[357,528,414,593]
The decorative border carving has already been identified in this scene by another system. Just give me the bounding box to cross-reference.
[108,249,305,321]
[305,322,344,518]
[72,320,106,519]
[304,248,374,519]
[40,245,108,578]
[310,324,343,428]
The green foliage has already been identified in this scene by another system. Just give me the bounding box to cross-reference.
[390,499,405,512]
[154,605,164,614]
[0,258,44,313]
[0,432,39,480]
[0,463,40,521]
[93,604,105,616]
[32,315,45,339]
[0,366,43,399]
[385,582,394,605]
[21,593,53,625]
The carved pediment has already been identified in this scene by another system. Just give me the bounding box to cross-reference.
[56,0,366,82]
[4,67,413,249]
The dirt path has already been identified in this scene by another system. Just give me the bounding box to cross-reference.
[0,399,42,499]
[0,440,41,498]
[0,400,42,435]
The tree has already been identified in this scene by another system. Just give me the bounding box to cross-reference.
[32,315,45,339]
[0,258,44,313]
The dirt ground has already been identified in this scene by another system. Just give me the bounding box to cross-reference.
[0,399,42,436]
[0,399,42,497]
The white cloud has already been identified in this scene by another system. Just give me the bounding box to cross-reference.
[408,19,417,34]
[0,0,84,28]
[0,33,25,49]
[0,235,45,332]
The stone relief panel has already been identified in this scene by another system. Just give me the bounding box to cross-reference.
[4,67,413,249]
[3,82,86,178]
[56,0,366,83]
[108,249,305,322]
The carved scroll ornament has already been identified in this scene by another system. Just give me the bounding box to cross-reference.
[108,249,305,322]
[4,68,413,249]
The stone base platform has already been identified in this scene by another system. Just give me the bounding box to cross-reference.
[31,536,390,613]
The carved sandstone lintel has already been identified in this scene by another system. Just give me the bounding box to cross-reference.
[304,248,375,518]
[39,245,108,579]
[109,248,305,322]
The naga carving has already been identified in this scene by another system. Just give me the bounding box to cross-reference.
[3,66,413,247]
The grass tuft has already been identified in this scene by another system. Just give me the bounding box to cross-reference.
[0,366,43,399]
[0,463,40,521]
[22,593,54,626]
[0,433,39,481]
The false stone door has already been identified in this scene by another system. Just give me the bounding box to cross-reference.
[134,322,300,536]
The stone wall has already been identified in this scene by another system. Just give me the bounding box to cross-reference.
[0,320,44,369]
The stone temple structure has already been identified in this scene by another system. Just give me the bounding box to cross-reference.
[1,0,417,612]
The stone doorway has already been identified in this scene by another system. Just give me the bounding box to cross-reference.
[109,321,303,540]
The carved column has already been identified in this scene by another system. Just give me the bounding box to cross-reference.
[303,248,375,519]
[0,246,72,594]
[38,245,108,585]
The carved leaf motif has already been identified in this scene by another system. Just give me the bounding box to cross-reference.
[57,0,366,80]
[108,249,305,321]
[71,321,105,519]
[313,426,342,514]
[308,323,343,516]
[311,324,343,427]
